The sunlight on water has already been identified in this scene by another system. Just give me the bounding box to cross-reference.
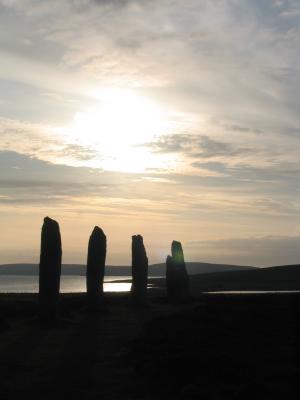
[104,282,131,292]
[0,275,132,293]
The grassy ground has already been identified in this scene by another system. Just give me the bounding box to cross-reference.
[0,290,299,399]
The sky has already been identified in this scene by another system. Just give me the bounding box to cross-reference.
[0,0,300,267]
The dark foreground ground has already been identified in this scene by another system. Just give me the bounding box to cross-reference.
[0,290,299,400]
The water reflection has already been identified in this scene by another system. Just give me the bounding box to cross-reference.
[104,282,131,292]
[0,275,132,293]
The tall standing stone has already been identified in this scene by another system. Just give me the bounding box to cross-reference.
[131,235,148,304]
[39,217,62,321]
[166,240,189,302]
[86,226,107,306]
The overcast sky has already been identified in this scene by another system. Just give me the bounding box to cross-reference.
[0,0,299,266]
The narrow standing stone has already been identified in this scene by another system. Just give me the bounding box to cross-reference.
[131,235,148,304]
[86,226,107,306]
[39,217,62,321]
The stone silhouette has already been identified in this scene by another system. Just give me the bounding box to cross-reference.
[39,216,62,321]
[86,226,107,306]
[131,235,148,304]
[166,240,189,301]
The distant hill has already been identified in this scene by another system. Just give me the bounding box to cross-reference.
[0,262,254,276]
[150,262,254,276]
[151,264,300,292]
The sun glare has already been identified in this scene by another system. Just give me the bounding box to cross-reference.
[63,88,173,172]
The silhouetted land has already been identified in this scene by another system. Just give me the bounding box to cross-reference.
[0,268,299,399]
[0,261,255,276]
[150,264,300,292]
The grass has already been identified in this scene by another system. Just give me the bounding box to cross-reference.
[0,289,299,399]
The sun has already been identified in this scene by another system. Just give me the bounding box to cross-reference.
[63,88,173,172]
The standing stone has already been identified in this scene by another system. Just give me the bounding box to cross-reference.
[131,235,148,304]
[166,240,189,302]
[39,217,62,321]
[166,255,176,299]
[86,226,107,306]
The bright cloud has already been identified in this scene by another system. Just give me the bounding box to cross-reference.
[0,0,299,264]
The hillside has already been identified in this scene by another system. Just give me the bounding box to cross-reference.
[151,261,254,275]
[0,262,254,276]
[151,264,300,292]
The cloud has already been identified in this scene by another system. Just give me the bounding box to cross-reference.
[1,0,300,134]
[0,117,103,166]
[147,134,252,158]
[0,150,183,207]
[145,131,300,179]
[61,143,99,161]
[0,0,300,264]
[2,150,296,219]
